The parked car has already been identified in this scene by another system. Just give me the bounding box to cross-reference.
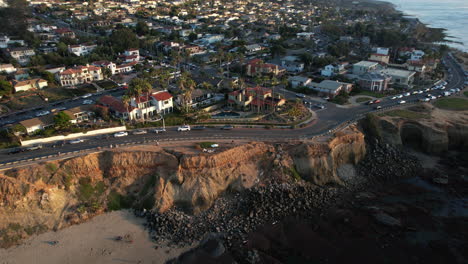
[192,126,206,130]
[397,94,403,99]
[221,125,234,130]
[68,138,84,144]
[374,106,382,109]
[114,131,128,137]
[51,107,66,113]
[81,93,93,99]
[151,128,166,134]
[372,99,381,104]
[132,129,147,135]
[295,93,306,98]
[404,92,410,97]
[399,100,406,104]
[177,125,191,132]
[7,148,24,155]
[82,99,94,105]
[315,104,325,109]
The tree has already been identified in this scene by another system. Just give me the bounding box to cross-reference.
[110,27,139,53]
[177,73,196,113]
[54,111,71,129]
[102,67,112,79]
[122,95,131,121]
[0,80,13,97]
[136,21,149,36]
[188,32,197,42]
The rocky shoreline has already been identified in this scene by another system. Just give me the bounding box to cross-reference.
[135,141,423,260]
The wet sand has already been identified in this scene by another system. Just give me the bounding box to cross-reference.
[0,210,193,264]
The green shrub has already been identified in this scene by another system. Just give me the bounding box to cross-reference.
[107,191,132,211]
[199,142,216,148]
[45,163,58,174]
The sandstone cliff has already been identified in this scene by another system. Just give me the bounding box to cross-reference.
[0,125,366,247]
[367,104,468,153]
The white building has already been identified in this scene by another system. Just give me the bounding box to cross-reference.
[410,50,425,61]
[68,44,97,56]
[353,61,379,75]
[58,65,103,86]
[288,76,312,88]
[7,47,35,66]
[0,64,16,73]
[128,91,174,120]
[12,78,48,92]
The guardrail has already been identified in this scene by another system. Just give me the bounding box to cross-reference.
[0,99,422,169]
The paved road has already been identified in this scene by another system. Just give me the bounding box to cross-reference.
[0,54,465,166]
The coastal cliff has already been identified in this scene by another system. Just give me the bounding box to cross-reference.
[366,104,468,153]
[0,125,366,247]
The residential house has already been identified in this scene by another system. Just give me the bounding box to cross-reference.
[228,86,285,111]
[128,91,174,120]
[358,73,391,92]
[379,68,416,88]
[244,44,263,54]
[246,59,285,77]
[288,76,312,88]
[369,53,390,64]
[68,44,97,56]
[63,105,94,123]
[0,64,16,74]
[19,115,54,134]
[7,47,35,66]
[58,65,104,86]
[296,32,314,40]
[13,69,29,80]
[98,95,138,121]
[281,56,304,73]
[307,80,353,98]
[321,63,348,77]
[183,45,205,56]
[54,28,76,39]
[0,35,25,48]
[12,78,48,92]
[119,49,140,63]
[406,60,427,73]
[410,50,425,61]
[176,88,217,108]
[353,61,379,75]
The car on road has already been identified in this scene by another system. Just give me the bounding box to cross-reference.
[35,110,50,117]
[82,99,94,105]
[315,104,325,109]
[404,92,411,97]
[391,96,397,100]
[295,93,306,98]
[68,138,84,144]
[221,125,234,130]
[431,96,437,100]
[399,100,406,104]
[7,148,24,155]
[150,128,166,133]
[424,88,430,92]
[366,100,374,105]
[374,106,382,110]
[192,126,206,130]
[132,129,147,135]
[397,94,403,99]
[25,144,43,151]
[81,93,93,99]
[177,125,191,132]
[114,131,128,137]
[419,98,430,102]
[372,99,381,104]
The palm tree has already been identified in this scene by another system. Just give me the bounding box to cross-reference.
[122,95,131,122]
[177,73,196,113]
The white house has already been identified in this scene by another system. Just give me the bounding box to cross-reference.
[307,80,353,97]
[245,44,262,54]
[0,64,16,73]
[12,78,48,92]
[288,76,312,88]
[58,65,103,86]
[68,44,97,56]
[127,91,174,120]
[281,56,304,73]
[321,64,335,77]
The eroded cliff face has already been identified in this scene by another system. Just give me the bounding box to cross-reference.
[0,126,366,247]
[371,104,468,153]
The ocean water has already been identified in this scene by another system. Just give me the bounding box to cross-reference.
[383,0,468,51]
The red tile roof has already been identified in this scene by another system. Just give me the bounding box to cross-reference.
[152,91,172,101]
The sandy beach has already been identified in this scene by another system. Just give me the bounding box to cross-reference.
[0,210,193,264]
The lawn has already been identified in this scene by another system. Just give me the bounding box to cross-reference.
[464,91,468,97]
[96,80,118,90]
[356,97,372,103]
[354,91,386,98]
[380,109,430,119]
[434,98,468,111]
[199,142,217,148]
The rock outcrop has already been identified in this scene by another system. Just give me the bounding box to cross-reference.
[368,104,468,153]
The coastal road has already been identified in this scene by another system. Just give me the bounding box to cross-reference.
[0,54,465,166]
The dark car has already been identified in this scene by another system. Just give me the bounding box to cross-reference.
[7,148,24,155]
[221,125,234,130]
[192,126,206,130]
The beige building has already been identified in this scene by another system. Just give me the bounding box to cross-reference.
[58,65,103,86]
[12,78,48,92]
